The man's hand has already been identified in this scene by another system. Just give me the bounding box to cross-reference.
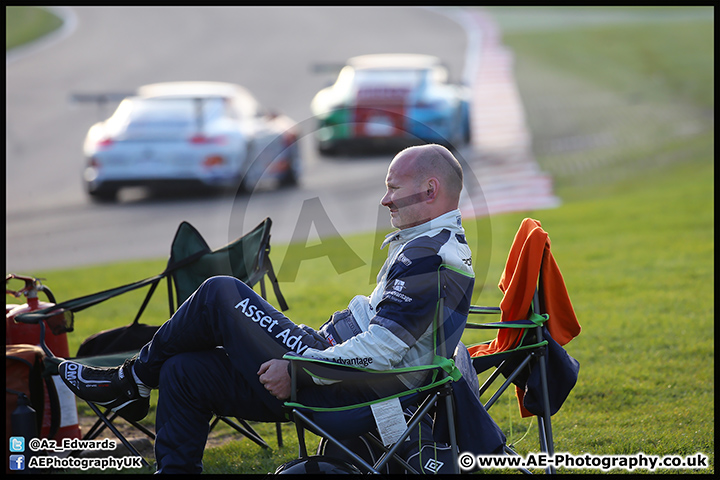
[257,358,291,401]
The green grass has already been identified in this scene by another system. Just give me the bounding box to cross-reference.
[475,148,713,474]
[7,6,714,475]
[497,14,714,107]
[6,6,63,51]
[18,151,713,474]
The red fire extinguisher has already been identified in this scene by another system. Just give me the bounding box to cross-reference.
[6,274,82,442]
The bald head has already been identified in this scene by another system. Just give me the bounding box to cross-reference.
[381,144,464,229]
[398,143,464,204]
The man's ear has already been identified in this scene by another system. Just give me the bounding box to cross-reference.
[426,178,439,202]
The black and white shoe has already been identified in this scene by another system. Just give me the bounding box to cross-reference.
[59,358,149,422]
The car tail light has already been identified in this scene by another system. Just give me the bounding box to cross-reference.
[282,131,298,147]
[203,155,225,168]
[88,157,101,168]
[190,134,227,144]
[268,158,289,173]
[96,138,114,148]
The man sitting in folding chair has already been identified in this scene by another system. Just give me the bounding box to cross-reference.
[58,143,475,474]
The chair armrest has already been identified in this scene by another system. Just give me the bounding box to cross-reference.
[14,274,163,323]
[469,305,501,315]
[466,310,548,330]
[283,353,458,382]
[283,353,460,405]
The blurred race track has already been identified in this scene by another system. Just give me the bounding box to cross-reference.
[7,7,552,273]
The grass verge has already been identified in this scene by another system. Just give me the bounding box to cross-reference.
[6,6,713,474]
[6,6,63,51]
[16,146,713,474]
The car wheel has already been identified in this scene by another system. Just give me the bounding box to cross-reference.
[238,171,258,194]
[279,169,298,188]
[279,144,300,188]
[449,109,466,148]
[279,160,299,188]
[462,116,471,144]
[88,186,118,203]
[318,140,338,156]
[461,105,472,144]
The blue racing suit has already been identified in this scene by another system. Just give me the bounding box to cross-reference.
[132,209,474,473]
[304,209,475,388]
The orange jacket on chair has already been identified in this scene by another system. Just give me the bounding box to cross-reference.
[468,218,581,416]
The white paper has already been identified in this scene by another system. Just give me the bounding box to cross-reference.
[370,397,406,446]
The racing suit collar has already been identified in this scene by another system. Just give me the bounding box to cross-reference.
[381,209,464,249]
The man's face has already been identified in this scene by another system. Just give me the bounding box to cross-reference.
[381,153,429,229]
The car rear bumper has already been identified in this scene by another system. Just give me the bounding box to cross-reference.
[316,107,456,145]
[86,174,242,194]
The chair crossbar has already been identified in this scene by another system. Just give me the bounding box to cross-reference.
[292,409,379,473]
[482,352,534,411]
[82,401,152,468]
[468,305,502,315]
[290,383,457,474]
[91,409,155,441]
[466,319,540,329]
[503,445,534,474]
[210,416,270,450]
[363,431,418,473]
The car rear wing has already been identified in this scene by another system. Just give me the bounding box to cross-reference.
[309,62,345,75]
[70,92,135,119]
[70,92,136,106]
[69,92,214,134]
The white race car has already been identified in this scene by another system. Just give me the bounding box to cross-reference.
[310,54,471,154]
[81,81,300,201]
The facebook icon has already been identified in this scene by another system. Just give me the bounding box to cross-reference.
[9,455,25,471]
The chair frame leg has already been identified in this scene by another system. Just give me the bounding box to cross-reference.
[82,401,152,468]
[293,409,380,473]
[212,415,270,450]
[442,386,461,474]
[477,339,556,473]
[276,422,283,448]
[213,416,270,449]
[84,409,156,442]
[535,325,555,474]
[483,353,535,411]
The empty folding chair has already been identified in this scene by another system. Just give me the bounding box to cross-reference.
[14,218,288,465]
[465,217,581,473]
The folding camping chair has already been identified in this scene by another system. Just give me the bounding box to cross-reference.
[14,218,289,465]
[464,217,582,473]
[283,355,464,474]
[278,218,580,475]
[278,264,497,474]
